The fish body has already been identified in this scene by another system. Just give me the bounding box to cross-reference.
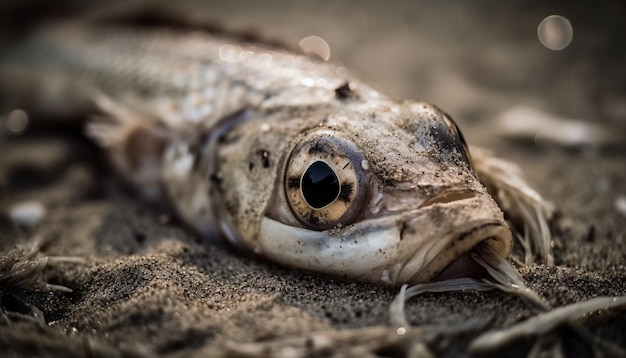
[0,21,552,285]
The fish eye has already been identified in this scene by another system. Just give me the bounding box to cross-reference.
[301,161,340,209]
[285,132,369,229]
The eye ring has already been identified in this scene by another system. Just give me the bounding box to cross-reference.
[285,131,369,229]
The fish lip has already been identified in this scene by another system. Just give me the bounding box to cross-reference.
[380,190,511,285]
[397,221,511,285]
[418,189,478,208]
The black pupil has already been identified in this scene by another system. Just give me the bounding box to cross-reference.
[301,161,340,209]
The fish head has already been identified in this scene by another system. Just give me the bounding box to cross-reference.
[180,99,512,286]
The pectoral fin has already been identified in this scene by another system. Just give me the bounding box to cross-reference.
[86,91,174,200]
[470,146,555,266]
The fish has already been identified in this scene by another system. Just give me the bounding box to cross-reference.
[0,16,554,286]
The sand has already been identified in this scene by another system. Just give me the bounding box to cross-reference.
[1,1,625,357]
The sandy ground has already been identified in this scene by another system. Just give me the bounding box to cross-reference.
[1,1,625,357]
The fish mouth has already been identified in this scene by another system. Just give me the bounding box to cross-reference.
[408,222,511,283]
[388,191,512,285]
[432,252,486,281]
[388,218,511,285]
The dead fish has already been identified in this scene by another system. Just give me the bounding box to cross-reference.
[0,19,553,286]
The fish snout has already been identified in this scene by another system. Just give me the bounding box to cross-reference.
[388,193,512,285]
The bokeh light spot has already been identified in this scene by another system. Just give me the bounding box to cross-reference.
[538,15,573,51]
[6,109,29,134]
[299,35,331,61]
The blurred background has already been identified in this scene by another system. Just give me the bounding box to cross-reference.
[1,0,625,140]
[169,0,625,132]
[0,2,625,355]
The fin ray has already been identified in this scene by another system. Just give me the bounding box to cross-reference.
[87,91,173,200]
[470,146,555,266]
